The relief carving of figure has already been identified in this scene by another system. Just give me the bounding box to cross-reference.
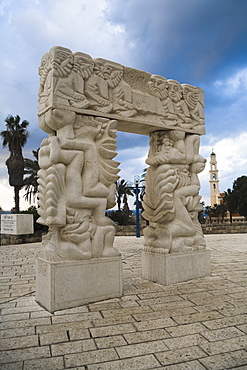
[85,60,113,113]
[53,51,93,109]
[37,115,120,261]
[142,129,206,253]
[167,80,193,129]
[38,46,205,135]
[148,75,176,121]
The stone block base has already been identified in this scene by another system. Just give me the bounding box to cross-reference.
[142,250,211,285]
[36,256,122,312]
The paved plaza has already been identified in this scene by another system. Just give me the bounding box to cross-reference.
[0,234,247,369]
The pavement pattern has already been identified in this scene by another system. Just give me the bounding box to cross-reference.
[0,234,247,369]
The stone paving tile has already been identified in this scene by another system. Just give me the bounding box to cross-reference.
[202,313,247,330]
[152,360,207,369]
[0,317,51,330]
[193,301,235,313]
[201,326,245,341]
[30,310,53,318]
[91,314,135,327]
[137,289,179,300]
[51,338,97,356]
[137,294,185,305]
[68,327,91,341]
[23,356,64,370]
[124,328,170,344]
[172,310,225,325]
[155,345,207,366]
[0,335,39,350]
[100,305,152,318]
[0,346,50,364]
[0,312,30,322]
[0,361,23,370]
[134,317,176,331]
[36,319,93,334]
[51,311,102,324]
[39,330,69,345]
[1,305,43,315]
[220,304,247,317]
[88,301,122,311]
[149,300,195,312]
[94,334,127,349]
[53,305,89,315]
[115,339,169,358]
[133,306,197,322]
[90,322,136,337]
[166,323,207,337]
[87,354,161,369]
[0,327,35,338]
[64,348,118,367]
[199,349,247,369]
[200,335,247,356]
[163,333,208,350]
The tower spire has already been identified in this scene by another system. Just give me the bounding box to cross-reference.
[209,151,220,207]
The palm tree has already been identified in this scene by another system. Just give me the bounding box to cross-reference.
[115,179,134,211]
[23,149,40,204]
[1,115,30,213]
[204,205,213,223]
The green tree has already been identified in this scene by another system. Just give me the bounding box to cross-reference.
[232,176,247,218]
[115,179,134,211]
[223,188,237,223]
[1,115,30,213]
[23,149,40,204]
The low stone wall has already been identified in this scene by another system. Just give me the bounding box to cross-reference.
[201,223,247,234]
[0,232,43,246]
[1,223,246,245]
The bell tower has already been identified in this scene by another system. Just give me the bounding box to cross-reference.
[209,151,220,207]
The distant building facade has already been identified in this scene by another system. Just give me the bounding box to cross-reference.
[208,151,245,223]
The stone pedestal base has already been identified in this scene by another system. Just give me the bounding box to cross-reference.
[36,256,122,313]
[142,250,211,285]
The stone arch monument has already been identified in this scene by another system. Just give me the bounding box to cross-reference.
[36,46,211,312]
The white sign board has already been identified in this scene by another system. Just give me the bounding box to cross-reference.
[1,214,34,235]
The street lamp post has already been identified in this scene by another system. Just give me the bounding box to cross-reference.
[127,175,143,238]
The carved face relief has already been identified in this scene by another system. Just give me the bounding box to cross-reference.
[168,80,183,102]
[148,75,168,100]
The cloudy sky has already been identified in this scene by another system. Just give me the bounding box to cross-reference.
[0,0,247,211]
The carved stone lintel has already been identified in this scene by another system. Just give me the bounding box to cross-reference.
[38,46,205,136]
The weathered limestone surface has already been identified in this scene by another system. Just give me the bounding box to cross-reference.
[38,46,205,136]
[36,256,122,312]
[36,46,210,311]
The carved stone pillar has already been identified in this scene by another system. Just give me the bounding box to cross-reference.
[141,130,211,284]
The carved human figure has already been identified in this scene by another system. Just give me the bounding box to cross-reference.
[142,129,206,253]
[182,84,205,129]
[167,80,193,129]
[38,116,120,261]
[105,61,137,118]
[148,75,176,121]
[85,60,113,113]
[53,52,93,109]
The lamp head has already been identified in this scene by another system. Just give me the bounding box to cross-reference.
[134,175,140,185]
